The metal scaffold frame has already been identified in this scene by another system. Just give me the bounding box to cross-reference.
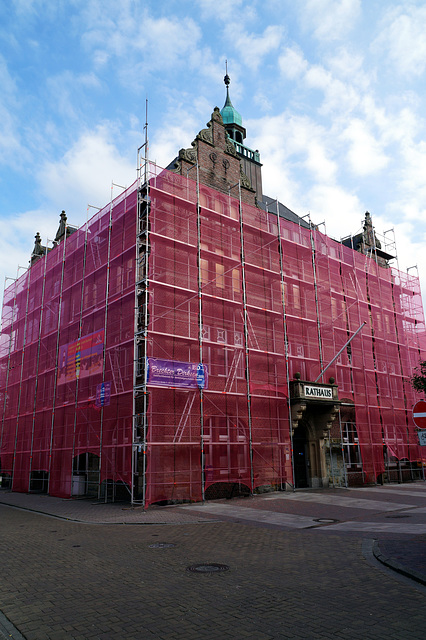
[132,102,150,506]
[194,160,206,502]
[28,242,49,491]
[47,229,68,494]
[11,264,32,488]
[274,203,296,490]
[0,273,20,476]
[70,208,91,496]
[98,181,127,502]
[1,154,425,503]
[230,180,255,493]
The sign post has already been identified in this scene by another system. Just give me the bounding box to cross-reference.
[418,431,426,447]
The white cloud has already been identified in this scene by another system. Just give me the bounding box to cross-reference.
[373,5,426,77]
[299,0,361,42]
[0,55,23,166]
[304,65,360,115]
[228,25,284,71]
[399,139,426,202]
[342,119,389,176]
[37,125,135,223]
[326,47,371,96]
[247,112,338,211]
[279,46,308,79]
[79,4,203,85]
[45,71,103,121]
[372,214,426,303]
[304,184,363,239]
[253,92,273,112]
[198,0,246,21]
[150,121,199,170]
[305,141,337,182]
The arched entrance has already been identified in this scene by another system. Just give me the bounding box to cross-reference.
[290,378,341,489]
[292,414,330,488]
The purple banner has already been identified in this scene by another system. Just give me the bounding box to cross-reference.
[146,358,208,389]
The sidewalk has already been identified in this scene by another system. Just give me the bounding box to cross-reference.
[0,489,214,525]
[373,537,426,586]
[1,487,425,587]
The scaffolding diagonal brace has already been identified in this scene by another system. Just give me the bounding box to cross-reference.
[314,322,366,383]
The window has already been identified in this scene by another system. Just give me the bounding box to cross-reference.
[200,259,209,286]
[232,268,240,295]
[342,422,361,468]
[292,284,301,311]
[215,263,225,289]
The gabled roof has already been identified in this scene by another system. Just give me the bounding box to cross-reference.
[259,196,311,228]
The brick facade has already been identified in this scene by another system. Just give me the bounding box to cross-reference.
[173,107,257,207]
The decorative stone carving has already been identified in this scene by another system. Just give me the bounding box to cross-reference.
[196,126,213,145]
[225,138,238,157]
[211,106,223,123]
[178,147,197,164]
[290,401,307,430]
[315,404,340,433]
[54,210,68,244]
[240,165,252,190]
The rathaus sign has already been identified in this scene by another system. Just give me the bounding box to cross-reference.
[304,385,333,399]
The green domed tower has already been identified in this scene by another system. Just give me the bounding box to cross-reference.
[220,69,263,202]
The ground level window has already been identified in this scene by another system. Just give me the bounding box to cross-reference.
[342,422,361,468]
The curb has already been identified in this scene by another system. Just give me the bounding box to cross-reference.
[372,540,426,587]
[0,498,220,526]
[0,610,26,640]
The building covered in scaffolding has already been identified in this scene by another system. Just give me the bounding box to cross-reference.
[1,78,426,505]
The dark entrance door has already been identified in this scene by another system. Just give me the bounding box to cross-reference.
[293,424,308,488]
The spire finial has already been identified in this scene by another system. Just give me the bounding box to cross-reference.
[224,59,230,87]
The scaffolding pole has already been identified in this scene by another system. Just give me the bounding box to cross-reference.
[231,182,255,494]
[358,253,379,484]
[11,264,31,489]
[47,229,68,494]
[70,211,91,497]
[28,241,49,490]
[98,181,127,502]
[0,274,19,472]
[133,99,149,507]
[364,244,385,484]
[274,201,296,491]
[195,160,206,502]
[309,223,324,381]
[338,410,349,488]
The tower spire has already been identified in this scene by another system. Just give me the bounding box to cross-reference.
[224,59,230,88]
[221,62,242,127]
[224,59,232,107]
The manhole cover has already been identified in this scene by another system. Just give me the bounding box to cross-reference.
[313,518,340,524]
[187,563,229,573]
[385,514,411,519]
[149,542,176,548]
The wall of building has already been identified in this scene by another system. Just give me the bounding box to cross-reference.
[1,164,425,502]
[0,186,137,497]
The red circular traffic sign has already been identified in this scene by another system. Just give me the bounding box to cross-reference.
[413,400,426,429]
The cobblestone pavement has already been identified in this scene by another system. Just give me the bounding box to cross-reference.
[0,484,425,639]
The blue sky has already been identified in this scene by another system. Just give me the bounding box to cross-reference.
[1,0,426,309]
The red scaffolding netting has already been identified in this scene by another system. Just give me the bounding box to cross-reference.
[0,184,137,496]
[1,163,426,501]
